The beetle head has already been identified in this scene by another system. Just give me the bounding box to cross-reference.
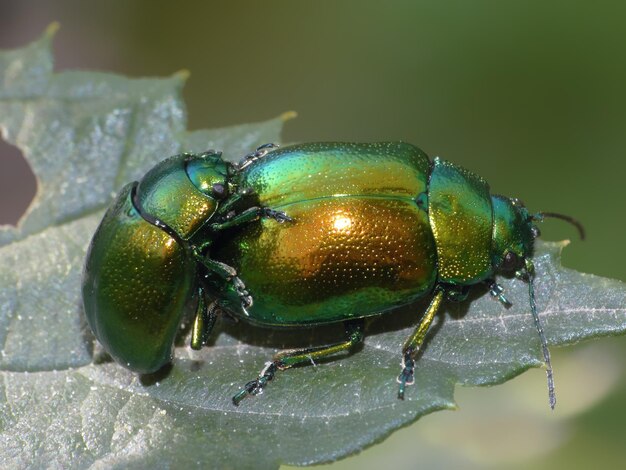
[492,196,557,408]
[491,195,537,274]
[185,151,231,202]
[490,198,584,409]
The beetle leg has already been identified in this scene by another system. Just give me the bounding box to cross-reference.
[234,143,279,171]
[445,285,469,302]
[210,206,292,231]
[214,186,287,221]
[232,319,364,405]
[192,251,253,311]
[397,289,445,399]
[488,281,512,308]
[214,190,248,216]
[191,290,220,350]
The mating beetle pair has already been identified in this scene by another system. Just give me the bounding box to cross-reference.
[83,142,583,407]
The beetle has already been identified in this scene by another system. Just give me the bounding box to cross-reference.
[83,141,583,407]
[82,145,290,374]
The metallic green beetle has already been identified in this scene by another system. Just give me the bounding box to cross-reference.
[204,142,583,406]
[82,146,291,374]
[83,142,583,407]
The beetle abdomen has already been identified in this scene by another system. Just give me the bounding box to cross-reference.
[82,184,196,373]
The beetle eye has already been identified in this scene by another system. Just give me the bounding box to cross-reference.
[211,183,227,199]
[501,251,521,271]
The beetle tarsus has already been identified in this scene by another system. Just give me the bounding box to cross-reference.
[232,362,278,406]
[236,143,280,171]
[397,353,415,400]
[488,281,512,308]
[263,208,293,224]
[193,251,254,311]
[231,276,253,313]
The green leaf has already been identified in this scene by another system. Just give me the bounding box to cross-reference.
[1,28,625,469]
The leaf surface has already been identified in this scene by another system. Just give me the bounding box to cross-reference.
[1,29,625,469]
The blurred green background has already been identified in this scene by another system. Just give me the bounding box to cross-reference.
[0,1,624,468]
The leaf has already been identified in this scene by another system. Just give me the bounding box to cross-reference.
[1,27,625,469]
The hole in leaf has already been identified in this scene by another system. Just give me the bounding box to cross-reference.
[0,138,37,227]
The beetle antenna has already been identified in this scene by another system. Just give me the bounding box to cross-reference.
[534,212,585,240]
[527,270,556,409]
